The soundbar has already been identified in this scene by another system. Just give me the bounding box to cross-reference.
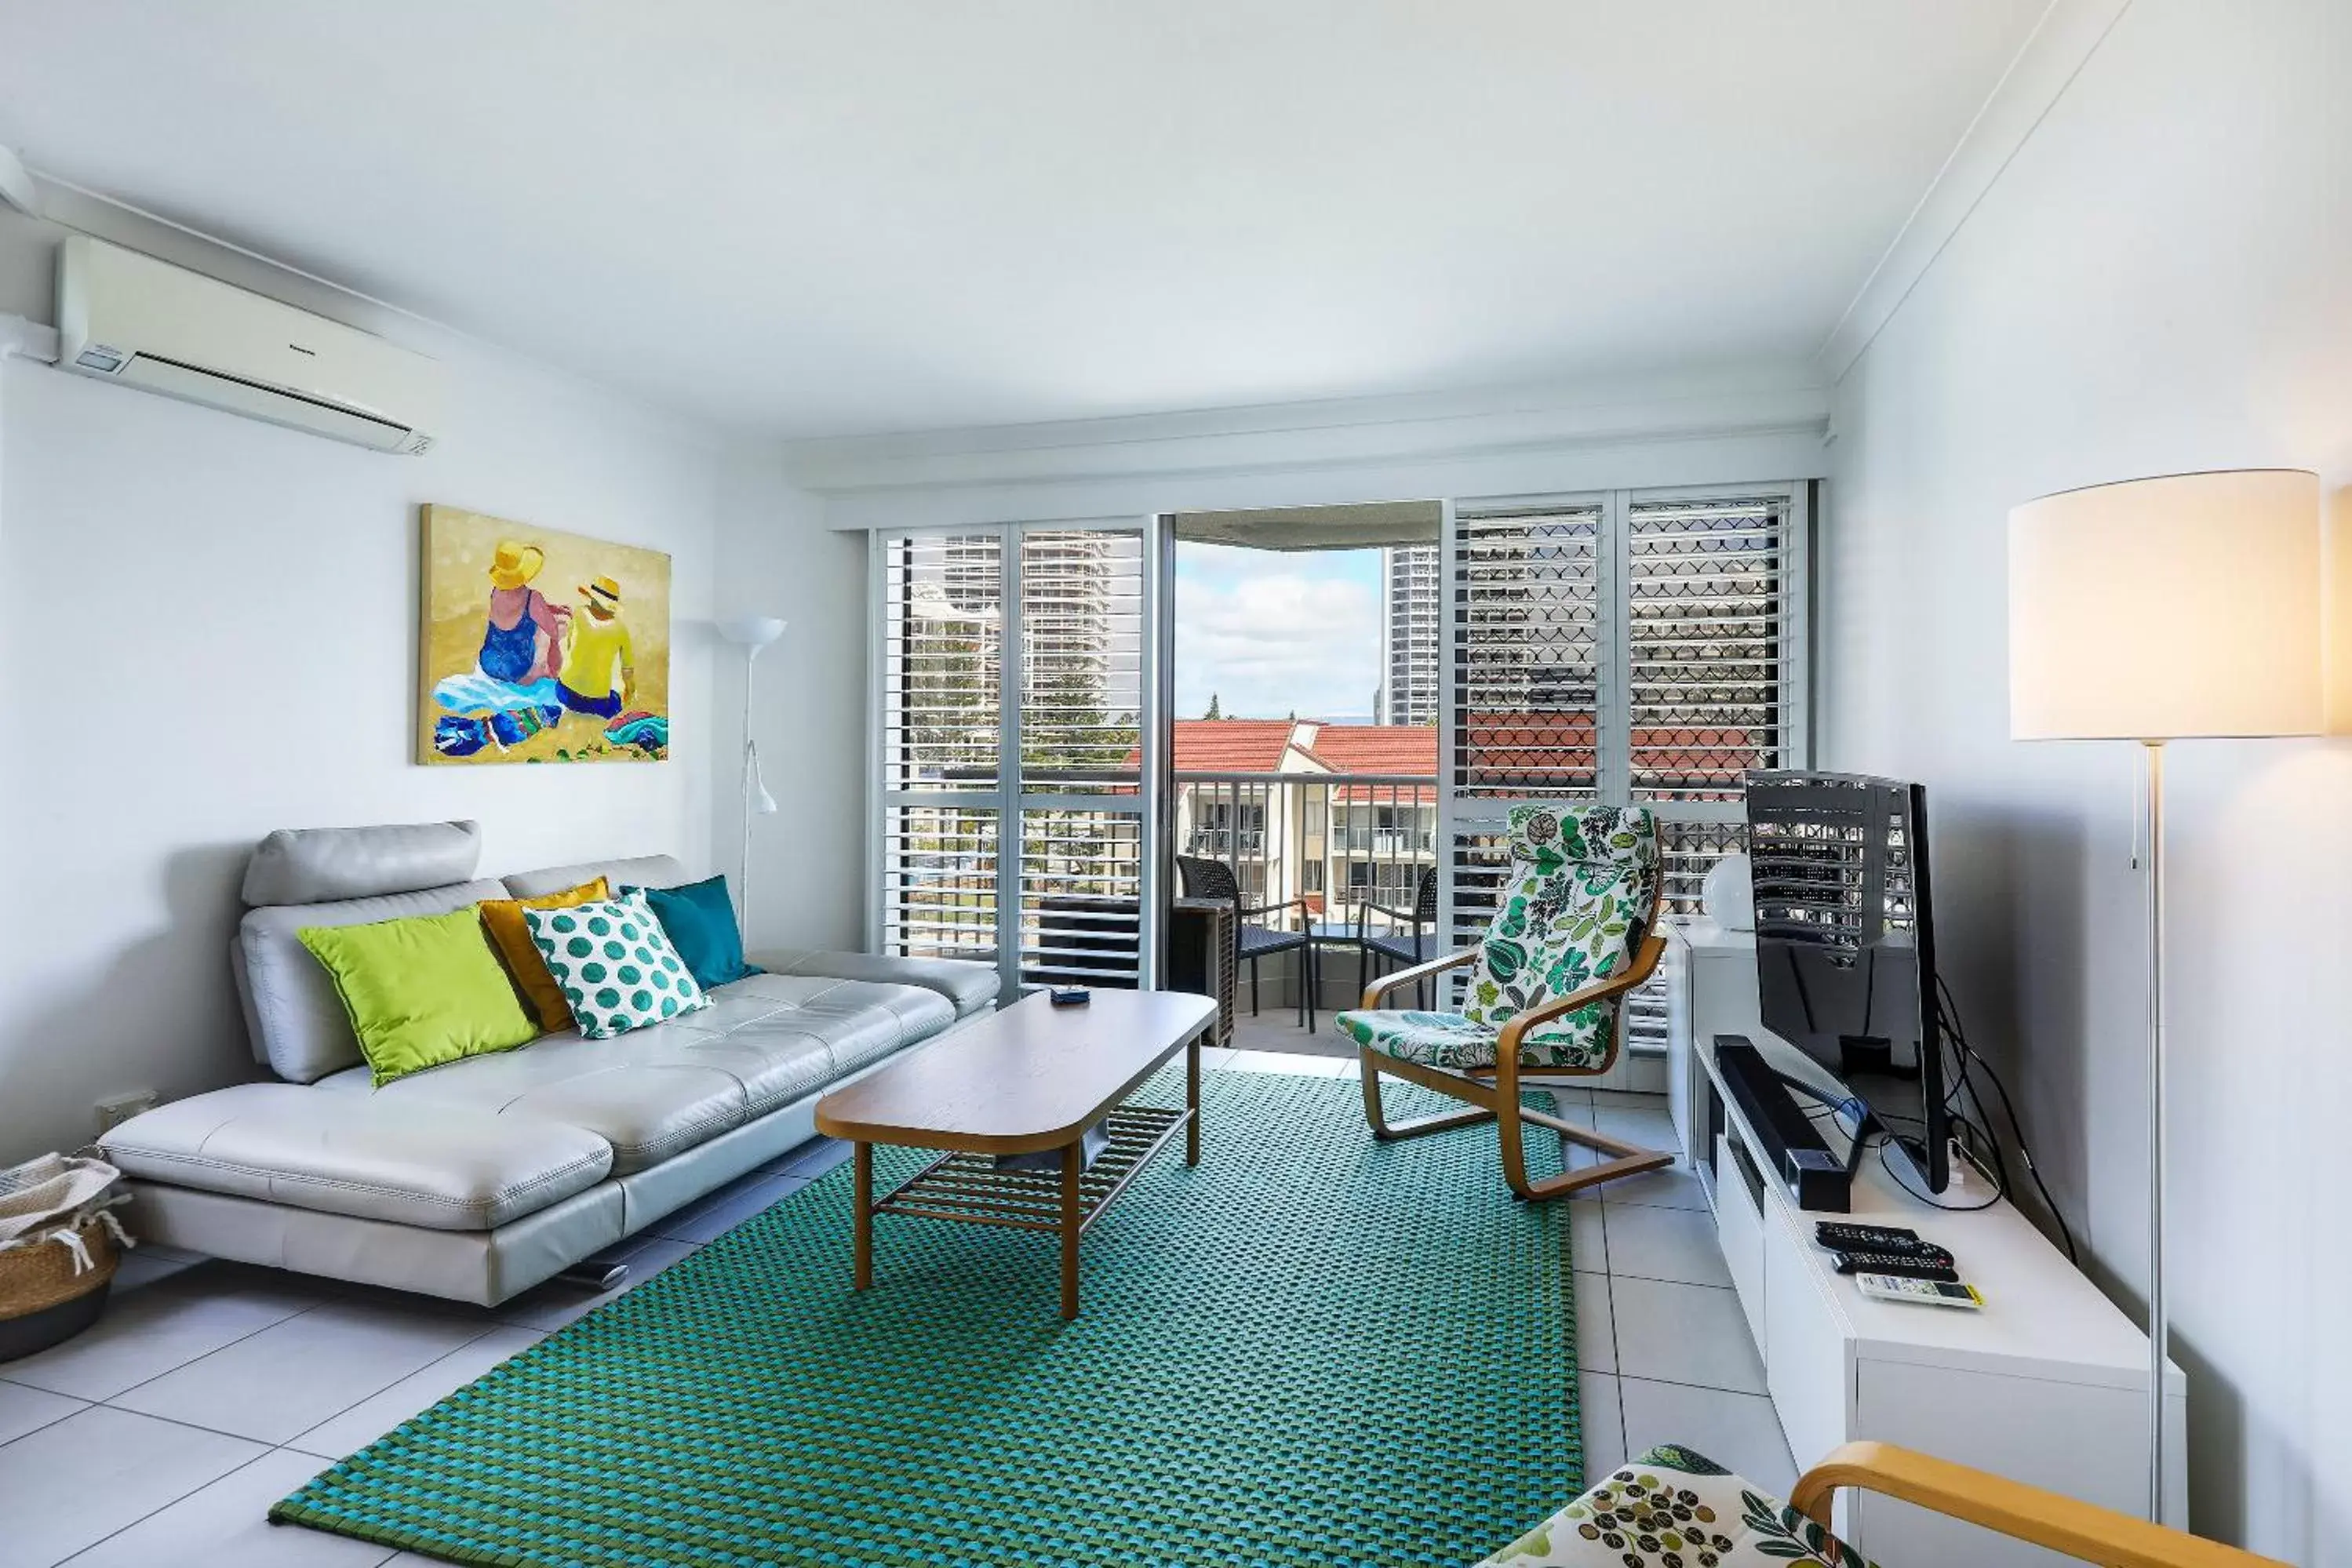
[1713,1035,1854,1212]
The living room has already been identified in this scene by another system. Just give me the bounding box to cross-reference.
[0,5,2343,1566]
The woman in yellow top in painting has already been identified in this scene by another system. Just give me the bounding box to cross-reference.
[558,575,636,721]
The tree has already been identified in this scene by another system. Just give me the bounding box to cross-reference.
[1203,693,1223,720]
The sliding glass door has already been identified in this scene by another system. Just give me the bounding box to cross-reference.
[868,488,1805,1036]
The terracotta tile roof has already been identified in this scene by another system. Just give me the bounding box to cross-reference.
[1298,724,1438,801]
[1301,725,1438,777]
[1160,719,1301,773]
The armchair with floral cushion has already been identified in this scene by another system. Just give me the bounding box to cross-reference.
[1335,802,1674,1201]
[1476,1442,2282,1568]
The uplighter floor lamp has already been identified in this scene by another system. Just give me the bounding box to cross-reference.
[719,616,787,936]
[2008,468,2325,1523]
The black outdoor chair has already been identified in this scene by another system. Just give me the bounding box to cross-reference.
[1353,865,1440,1009]
[1174,855,1320,1031]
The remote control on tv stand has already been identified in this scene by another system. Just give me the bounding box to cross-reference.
[1833,1251,1960,1283]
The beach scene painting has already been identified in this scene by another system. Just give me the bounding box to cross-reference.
[417,504,671,765]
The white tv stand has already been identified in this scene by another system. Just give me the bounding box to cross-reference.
[1664,918,2187,1562]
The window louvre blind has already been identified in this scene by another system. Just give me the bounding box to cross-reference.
[1444,489,1806,1060]
[1018,531,1145,795]
[880,804,999,962]
[1451,504,1604,799]
[1627,497,1790,802]
[881,533,1002,793]
[1015,529,1145,986]
[877,526,1148,994]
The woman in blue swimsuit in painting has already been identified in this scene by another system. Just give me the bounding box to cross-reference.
[479,540,568,684]
[429,539,573,758]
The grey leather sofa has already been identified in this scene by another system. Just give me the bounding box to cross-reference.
[96,822,996,1304]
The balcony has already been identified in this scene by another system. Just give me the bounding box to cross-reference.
[1174,771,1437,930]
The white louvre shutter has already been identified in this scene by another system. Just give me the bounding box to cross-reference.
[1442,502,1607,983]
[1451,504,1605,803]
[874,525,1149,993]
[1443,490,1808,1061]
[1627,494,1795,913]
[878,533,1003,964]
[1016,529,1146,988]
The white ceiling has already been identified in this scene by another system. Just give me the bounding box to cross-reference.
[0,2,2048,438]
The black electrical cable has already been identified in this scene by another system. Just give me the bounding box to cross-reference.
[1934,977,2078,1263]
[1881,1134,2003,1211]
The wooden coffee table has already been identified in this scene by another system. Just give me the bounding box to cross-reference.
[814,989,1218,1319]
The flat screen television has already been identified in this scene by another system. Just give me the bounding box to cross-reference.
[1744,771,1949,1193]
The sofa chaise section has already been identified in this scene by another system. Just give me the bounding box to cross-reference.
[99,824,994,1304]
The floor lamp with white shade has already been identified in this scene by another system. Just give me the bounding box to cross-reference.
[2008,467,2325,1523]
[719,616,787,939]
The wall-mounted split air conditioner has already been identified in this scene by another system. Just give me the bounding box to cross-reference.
[56,235,442,454]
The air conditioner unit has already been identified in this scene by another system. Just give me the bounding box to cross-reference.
[56,235,442,455]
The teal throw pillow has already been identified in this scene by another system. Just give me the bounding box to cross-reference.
[523,890,711,1039]
[625,875,762,991]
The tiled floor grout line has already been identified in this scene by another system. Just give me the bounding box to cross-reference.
[99,1300,505,1421]
[0,1293,340,1428]
[49,1444,322,1567]
[1613,1370,1771,1399]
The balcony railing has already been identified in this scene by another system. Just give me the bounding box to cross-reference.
[1173,772,1438,933]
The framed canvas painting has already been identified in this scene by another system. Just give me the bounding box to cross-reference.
[417,504,672,765]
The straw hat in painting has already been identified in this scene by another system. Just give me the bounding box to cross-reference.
[488,540,546,590]
[579,575,624,614]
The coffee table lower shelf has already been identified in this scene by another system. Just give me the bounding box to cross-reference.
[852,1101,1195,1319]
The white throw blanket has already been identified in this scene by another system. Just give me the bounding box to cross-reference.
[0,1153,132,1273]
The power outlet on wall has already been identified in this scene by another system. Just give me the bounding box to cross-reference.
[94,1091,157,1133]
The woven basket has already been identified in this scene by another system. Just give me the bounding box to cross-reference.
[0,1217,119,1321]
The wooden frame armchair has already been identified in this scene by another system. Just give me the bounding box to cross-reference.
[1338,805,1674,1202]
[1789,1443,2279,1568]
[1476,1439,2286,1568]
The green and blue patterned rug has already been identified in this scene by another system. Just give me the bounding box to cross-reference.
[274,1068,1584,1566]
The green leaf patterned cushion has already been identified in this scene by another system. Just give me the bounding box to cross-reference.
[523,890,711,1040]
[1476,1445,1882,1568]
[1458,803,1658,1055]
[1333,1007,1609,1071]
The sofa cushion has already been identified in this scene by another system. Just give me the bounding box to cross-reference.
[1477,1444,1880,1568]
[315,972,956,1173]
[237,878,512,1083]
[479,878,612,1032]
[300,908,541,1086]
[753,949,999,1020]
[524,891,711,1039]
[244,820,482,906]
[100,1083,612,1232]
[502,854,688,902]
[631,875,758,990]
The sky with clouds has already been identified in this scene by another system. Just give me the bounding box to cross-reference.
[1174,542,1381,722]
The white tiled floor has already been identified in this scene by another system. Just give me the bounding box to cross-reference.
[0,1053,1789,1566]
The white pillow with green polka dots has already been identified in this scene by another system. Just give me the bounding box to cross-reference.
[522,890,710,1039]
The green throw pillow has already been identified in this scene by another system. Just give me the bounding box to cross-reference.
[299,908,541,1088]
[523,890,711,1039]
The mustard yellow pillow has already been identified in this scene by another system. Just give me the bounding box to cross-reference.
[479,878,611,1032]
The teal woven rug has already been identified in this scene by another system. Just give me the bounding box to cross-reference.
[275,1068,1583,1566]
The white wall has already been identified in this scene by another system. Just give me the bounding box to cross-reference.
[708,446,868,956]
[0,208,849,1164]
[1817,0,2351,1556]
